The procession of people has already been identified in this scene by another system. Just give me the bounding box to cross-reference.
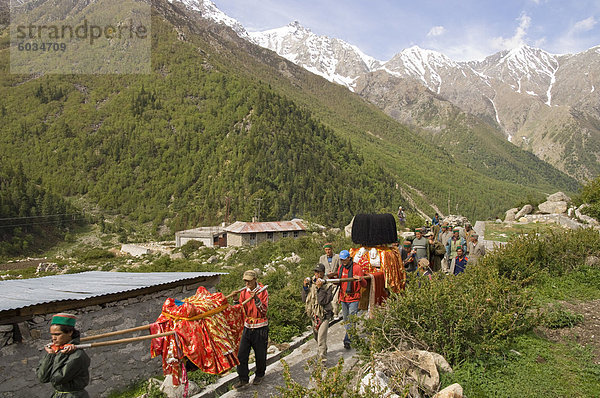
[37,211,485,394]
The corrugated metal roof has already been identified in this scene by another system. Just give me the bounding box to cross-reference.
[224,220,306,234]
[0,271,226,312]
[175,226,225,237]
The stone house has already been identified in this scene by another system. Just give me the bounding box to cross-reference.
[175,226,227,248]
[224,220,306,247]
[0,271,224,398]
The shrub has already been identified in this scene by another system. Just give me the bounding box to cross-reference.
[358,265,537,365]
[481,228,600,284]
[179,239,204,257]
[80,248,115,261]
[277,358,384,398]
[542,305,584,329]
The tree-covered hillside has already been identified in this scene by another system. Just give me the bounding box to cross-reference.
[0,160,82,255]
[0,0,580,245]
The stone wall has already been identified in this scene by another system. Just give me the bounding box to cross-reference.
[0,277,219,398]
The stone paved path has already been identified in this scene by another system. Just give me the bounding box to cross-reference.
[192,319,359,398]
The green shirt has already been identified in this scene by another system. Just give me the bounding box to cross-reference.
[36,338,90,398]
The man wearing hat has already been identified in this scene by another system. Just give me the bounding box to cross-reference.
[319,243,341,315]
[426,232,445,272]
[412,228,428,262]
[302,263,334,363]
[336,250,367,349]
[445,227,466,272]
[467,233,486,265]
[37,313,91,397]
[235,270,269,389]
[450,247,469,275]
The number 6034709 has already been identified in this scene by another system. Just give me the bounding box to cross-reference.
[17,42,67,51]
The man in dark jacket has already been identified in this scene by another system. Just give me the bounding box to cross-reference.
[426,232,445,272]
[302,263,334,363]
[37,313,91,398]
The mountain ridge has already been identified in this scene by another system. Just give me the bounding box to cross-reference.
[192,0,599,181]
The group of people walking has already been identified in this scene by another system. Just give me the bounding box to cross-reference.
[397,211,486,276]
[36,214,487,396]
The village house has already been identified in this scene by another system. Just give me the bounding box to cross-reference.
[0,271,224,398]
[175,226,227,248]
[224,220,307,247]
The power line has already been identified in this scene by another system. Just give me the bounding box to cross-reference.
[0,212,84,221]
[0,217,87,229]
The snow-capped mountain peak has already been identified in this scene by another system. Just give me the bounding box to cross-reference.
[249,20,382,90]
[168,0,250,40]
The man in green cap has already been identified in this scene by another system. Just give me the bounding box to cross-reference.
[445,227,466,271]
[37,313,91,397]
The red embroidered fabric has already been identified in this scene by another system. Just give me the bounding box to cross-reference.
[150,286,245,384]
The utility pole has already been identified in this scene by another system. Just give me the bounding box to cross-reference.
[253,198,263,222]
[224,196,231,225]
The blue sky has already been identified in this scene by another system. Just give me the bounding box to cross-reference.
[211,0,600,61]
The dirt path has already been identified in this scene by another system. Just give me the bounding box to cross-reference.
[537,299,600,364]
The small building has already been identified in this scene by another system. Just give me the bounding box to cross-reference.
[175,226,227,248]
[224,220,306,247]
[0,271,225,398]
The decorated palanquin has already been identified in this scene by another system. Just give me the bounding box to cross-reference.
[150,286,245,385]
[349,245,405,294]
[349,213,406,306]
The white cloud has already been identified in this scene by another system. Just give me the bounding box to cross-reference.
[491,12,531,50]
[572,16,597,33]
[426,26,446,37]
[552,16,598,54]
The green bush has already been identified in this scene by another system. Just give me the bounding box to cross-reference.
[359,265,536,364]
[542,305,584,329]
[482,228,600,284]
[580,175,600,220]
[179,240,204,257]
[80,248,115,261]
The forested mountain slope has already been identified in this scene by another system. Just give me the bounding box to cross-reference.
[0,0,578,239]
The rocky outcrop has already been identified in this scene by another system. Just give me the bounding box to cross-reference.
[504,208,519,222]
[515,204,533,219]
[442,215,470,227]
[361,349,454,397]
[538,200,568,214]
[547,192,571,202]
[538,192,570,215]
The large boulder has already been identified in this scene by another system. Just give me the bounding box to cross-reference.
[538,201,568,214]
[504,208,518,222]
[433,383,463,398]
[547,192,571,202]
[515,204,533,219]
[442,215,470,227]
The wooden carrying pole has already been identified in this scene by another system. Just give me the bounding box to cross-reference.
[240,284,268,306]
[80,324,152,342]
[325,275,372,283]
[75,285,268,349]
[75,331,175,349]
